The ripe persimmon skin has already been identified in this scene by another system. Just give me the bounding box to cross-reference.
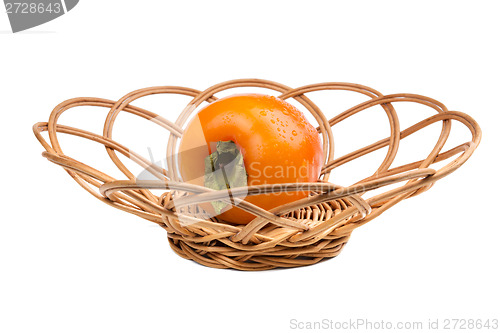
[178,94,323,224]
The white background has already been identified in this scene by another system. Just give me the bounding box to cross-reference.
[1,1,499,332]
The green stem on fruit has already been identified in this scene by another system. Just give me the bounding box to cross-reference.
[204,141,248,214]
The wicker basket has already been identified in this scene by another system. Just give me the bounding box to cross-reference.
[33,79,481,270]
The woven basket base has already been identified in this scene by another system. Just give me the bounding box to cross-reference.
[164,199,352,270]
[167,237,349,271]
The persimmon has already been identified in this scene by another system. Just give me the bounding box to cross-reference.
[178,94,323,224]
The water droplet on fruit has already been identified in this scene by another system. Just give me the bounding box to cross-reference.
[292,130,298,136]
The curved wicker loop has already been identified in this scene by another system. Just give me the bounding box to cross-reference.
[33,79,481,270]
[277,83,402,176]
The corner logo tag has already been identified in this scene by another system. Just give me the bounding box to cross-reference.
[4,0,79,33]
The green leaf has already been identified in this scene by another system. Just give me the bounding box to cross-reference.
[204,141,248,214]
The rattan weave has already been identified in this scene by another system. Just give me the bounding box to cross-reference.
[33,79,481,270]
